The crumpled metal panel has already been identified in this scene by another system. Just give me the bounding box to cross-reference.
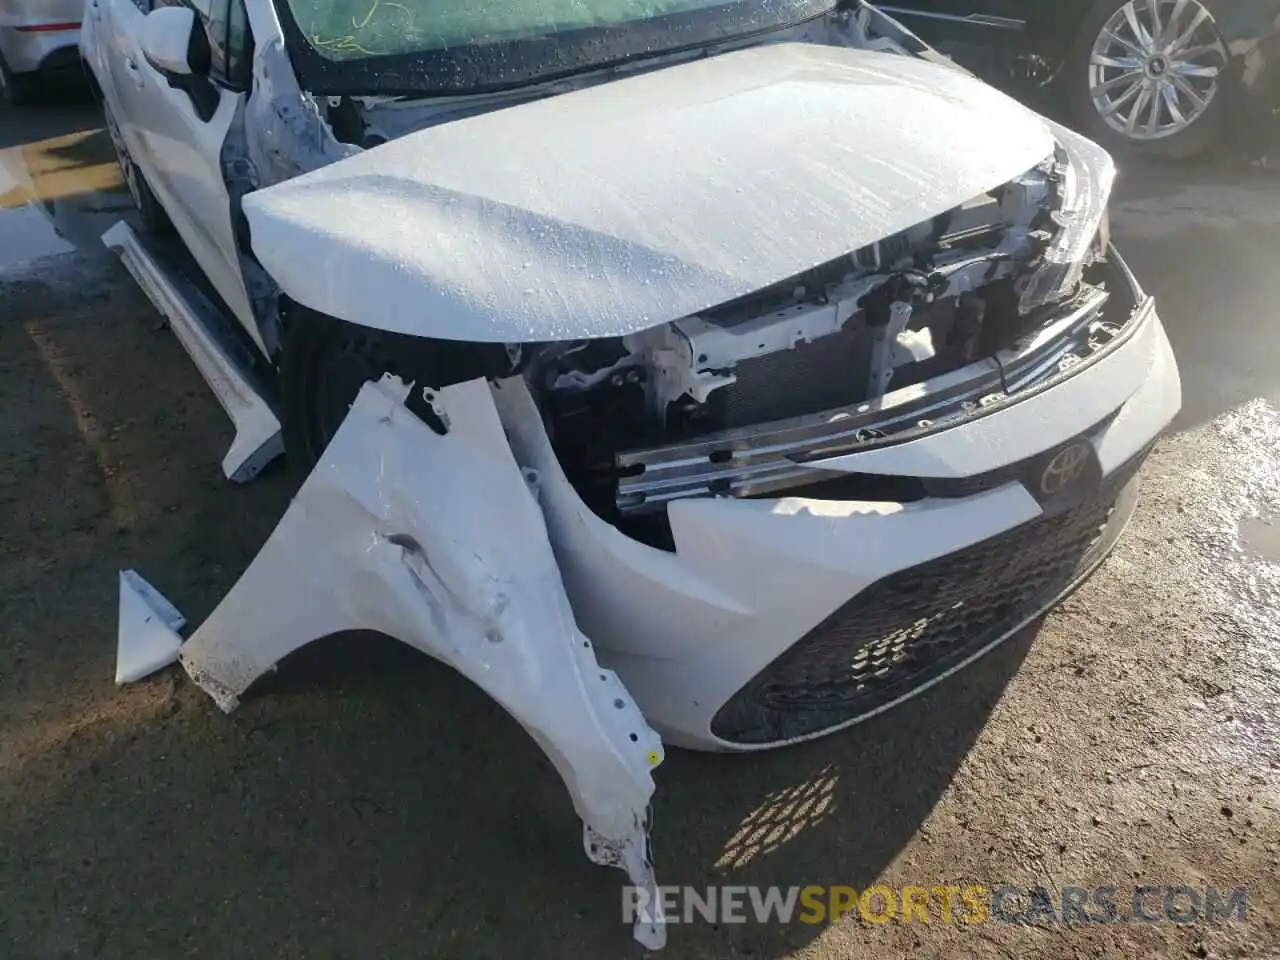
[243,37,361,187]
[174,376,668,949]
[243,42,1055,343]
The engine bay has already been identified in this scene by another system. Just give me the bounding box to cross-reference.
[524,156,1113,536]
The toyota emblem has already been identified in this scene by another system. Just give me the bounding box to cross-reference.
[1039,442,1091,497]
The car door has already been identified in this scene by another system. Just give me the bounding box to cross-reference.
[92,0,150,162]
[81,0,112,87]
[109,0,259,344]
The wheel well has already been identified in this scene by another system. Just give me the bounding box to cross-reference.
[278,298,516,383]
[277,299,519,464]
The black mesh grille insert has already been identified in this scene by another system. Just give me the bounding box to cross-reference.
[710,453,1148,746]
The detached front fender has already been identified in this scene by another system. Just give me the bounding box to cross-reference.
[176,376,667,949]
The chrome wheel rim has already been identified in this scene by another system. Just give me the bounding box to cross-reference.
[1088,0,1226,141]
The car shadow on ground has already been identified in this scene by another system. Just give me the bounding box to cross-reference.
[0,241,1044,958]
[37,123,114,170]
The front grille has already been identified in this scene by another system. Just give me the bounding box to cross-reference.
[710,452,1148,746]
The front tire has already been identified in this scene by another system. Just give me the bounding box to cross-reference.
[279,311,419,468]
[1065,0,1228,159]
[279,309,504,469]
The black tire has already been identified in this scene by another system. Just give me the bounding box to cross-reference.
[1064,0,1227,160]
[0,52,36,106]
[103,101,171,231]
[279,308,499,470]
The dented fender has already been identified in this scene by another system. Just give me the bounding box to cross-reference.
[174,376,667,948]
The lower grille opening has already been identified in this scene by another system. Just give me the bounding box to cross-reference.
[710,452,1149,746]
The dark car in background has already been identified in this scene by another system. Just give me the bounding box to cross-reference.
[880,0,1280,158]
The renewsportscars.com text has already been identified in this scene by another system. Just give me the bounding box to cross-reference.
[622,884,1248,926]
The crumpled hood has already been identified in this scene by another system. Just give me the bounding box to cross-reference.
[244,41,1057,344]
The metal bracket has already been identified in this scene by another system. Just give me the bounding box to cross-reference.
[868,300,917,397]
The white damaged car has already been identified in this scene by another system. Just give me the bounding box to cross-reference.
[83,0,1181,947]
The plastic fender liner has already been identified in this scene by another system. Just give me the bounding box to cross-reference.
[176,375,667,949]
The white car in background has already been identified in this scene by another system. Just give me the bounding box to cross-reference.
[82,0,1181,947]
[0,0,82,103]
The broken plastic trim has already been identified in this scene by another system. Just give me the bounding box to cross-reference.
[116,569,185,684]
[244,37,361,187]
[121,376,668,949]
[1018,124,1115,313]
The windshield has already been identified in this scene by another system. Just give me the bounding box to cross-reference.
[275,0,835,95]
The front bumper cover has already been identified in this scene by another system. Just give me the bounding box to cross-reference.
[492,246,1180,752]
[710,444,1146,745]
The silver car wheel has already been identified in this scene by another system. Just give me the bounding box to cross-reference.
[1088,0,1226,141]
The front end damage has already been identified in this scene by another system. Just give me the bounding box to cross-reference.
[111,7,1183,951]
[115,210,1176,950]
[535,126,1117,536]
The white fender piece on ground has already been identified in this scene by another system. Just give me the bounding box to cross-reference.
[116,375,668,949]
[115,569,186,684]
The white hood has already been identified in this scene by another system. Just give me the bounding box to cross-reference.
[244,42,1056,343]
